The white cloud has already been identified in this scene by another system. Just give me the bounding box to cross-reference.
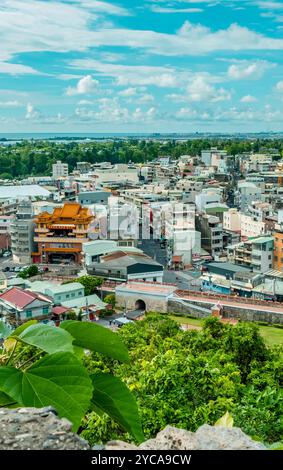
[240,95,258,103]
[0,61,39,75]
[78,99,94,105]
[150,6,203,13]
[275,80,283,91]
[0,100,22,108]
[0,0,283,79]
[175,103,283,123]
[74,97,158,123]
[186,76,231,102]
[71,60,179,87]
[136,93,155,104]
[254,1,283,10]
[58,74,83,80]
[72,1,130,16]
[227,61,274,80]
[118,87,138,97]
[67,20,283,57]
[25,103,40,120]
[66,75,99,96]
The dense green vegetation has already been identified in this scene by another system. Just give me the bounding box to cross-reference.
[18,265,39,279]
[168,315,283,346]
[0,320,143,441]
[63,275,103,296]
[0,139,283,179]
[81,315,283,445]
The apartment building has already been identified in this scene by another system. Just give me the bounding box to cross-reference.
[227,236,274,273]
[10,201,35,264]
[196,213,223,257]
[201,148,227,167]
[52,160,68,179]
[0,215,12,251]
[195,188,222,212]
[273,224,283,271]
[236,182,263,212]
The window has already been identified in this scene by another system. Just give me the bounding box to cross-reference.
[66,294,70,299]
[42,306,49,314]
[71,292,75,297]
[26,310,32,318]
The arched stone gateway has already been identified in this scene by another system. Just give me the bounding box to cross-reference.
[135,299,146,311]
[115,282,177,313]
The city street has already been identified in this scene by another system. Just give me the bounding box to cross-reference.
[139,237,201,291]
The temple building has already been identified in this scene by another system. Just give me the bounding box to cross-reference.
[32,203,95,264]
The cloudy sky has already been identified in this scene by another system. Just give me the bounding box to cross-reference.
[0,0,283,133]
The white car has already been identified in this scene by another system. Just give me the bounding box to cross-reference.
[2,252,11,257]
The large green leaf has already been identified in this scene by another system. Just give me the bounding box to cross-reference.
[0,391,17,407]
[0,322,11,340]
[10,320,38,337]
[60,321,129,362]
[0,352,93,431]
[4,320,38,351]
[91,373,144,443]
[15,324,74,354]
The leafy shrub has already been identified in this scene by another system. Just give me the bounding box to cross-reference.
[0,320,143,442]
[81,315,283,445]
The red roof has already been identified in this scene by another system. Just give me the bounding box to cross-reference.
[52,306,69,316]
[0,287,51,309]
[173,255,183,262]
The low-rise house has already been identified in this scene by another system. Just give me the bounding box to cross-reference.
[61,293,107,320]
[29,281,85,304]
[87,250,164,283]
[0,287,53,324]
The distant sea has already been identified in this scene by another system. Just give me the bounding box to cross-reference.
[0,132,283,143]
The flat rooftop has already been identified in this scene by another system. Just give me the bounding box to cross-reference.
[116,282,177,295]
[0,185,50,200]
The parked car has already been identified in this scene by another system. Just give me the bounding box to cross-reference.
[14,267,21,272]
[2,251,11,257]
[3,267,10,272]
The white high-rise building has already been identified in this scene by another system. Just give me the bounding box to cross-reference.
[52,161,68,179]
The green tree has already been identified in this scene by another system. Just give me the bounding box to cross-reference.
[64,276,103,296]
[81,315,283,445]
[18,265,39,279]
[104,294,116,309]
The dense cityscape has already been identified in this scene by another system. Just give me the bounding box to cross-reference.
[0,137,282,450]
[0,0,283,459]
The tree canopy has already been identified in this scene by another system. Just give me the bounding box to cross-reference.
[81,315,283,446]
[0,138,282,178]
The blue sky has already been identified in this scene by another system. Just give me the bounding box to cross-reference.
[0,0,283,133]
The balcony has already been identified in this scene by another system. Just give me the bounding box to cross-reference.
[34,227,49,233]
[34,236,89,243]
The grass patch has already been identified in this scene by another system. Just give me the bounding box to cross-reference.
[169,315,203,327]
[258,325,283,347]
[169,315,283,346]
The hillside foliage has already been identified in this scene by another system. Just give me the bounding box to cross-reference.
[81,315,283,445]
